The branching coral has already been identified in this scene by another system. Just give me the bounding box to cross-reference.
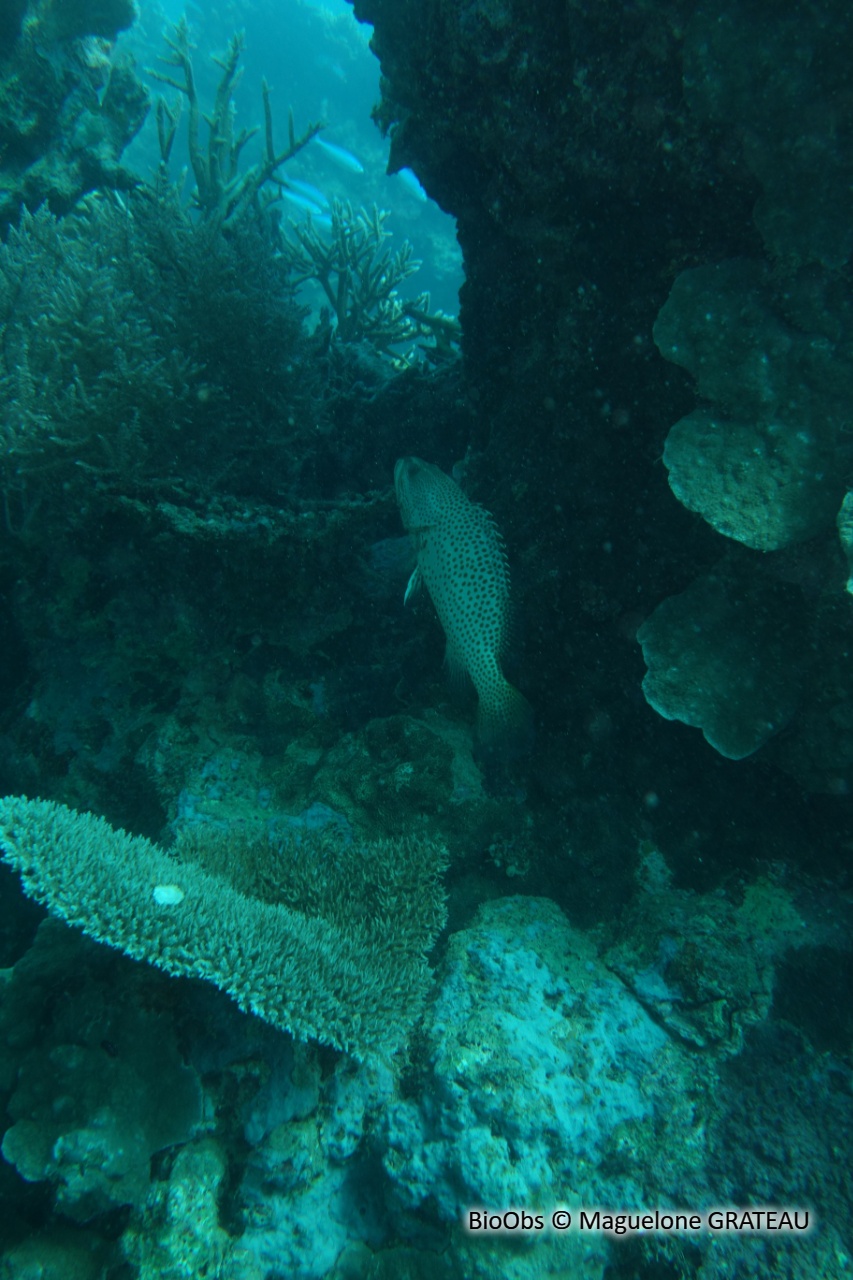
[279,197,453,358]
[0,203,196,531]
[150,19,322,230]
[0,796,449,1058]
[0,176,321,535]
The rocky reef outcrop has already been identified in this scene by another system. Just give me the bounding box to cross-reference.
[0,0,145,231]
[353,0,853,797]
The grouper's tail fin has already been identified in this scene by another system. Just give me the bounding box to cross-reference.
[476,674,535,762]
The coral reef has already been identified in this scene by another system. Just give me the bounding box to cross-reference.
[0,796,448,1058]
[0,186,320,537]
[280,198,429,355]
[121,1139,236,1280]
[349,0,853,792]
[683,0,853,271]
[28,0,138,44]
[150,19,322,229]
[381,896,670,1233]
[653,259,851,553]
[640,3,853,768]
[604,860,806,1054]
[0,203,196,529]
[377,884,849,1279]
[2,0,853,1275]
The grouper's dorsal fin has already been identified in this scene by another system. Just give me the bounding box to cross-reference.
[403,566,422,606]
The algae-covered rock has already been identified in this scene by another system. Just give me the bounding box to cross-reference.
[122,1138,239,1280]
[606,867,804,1053]
[0,1,146,231]
[637,565,809,759]
[0,920,202,1220]
[0,1227,112,1280]
[34,0,138,43]
[685,0,853,270]
[381,896,671,1222]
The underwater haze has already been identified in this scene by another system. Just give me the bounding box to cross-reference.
[1,1,853,1278]
[125,0,464,320]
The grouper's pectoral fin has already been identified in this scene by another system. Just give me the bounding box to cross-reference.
[403,565,422,606]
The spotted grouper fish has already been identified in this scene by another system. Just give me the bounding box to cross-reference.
[394,456,534,759]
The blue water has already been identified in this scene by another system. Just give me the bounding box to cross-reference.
[125,0,463,318]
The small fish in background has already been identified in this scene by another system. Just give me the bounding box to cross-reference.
[281,188,325,217]
[396,167,428,203]
[314,136,365,174]
[285,177,330,209]
[279,187,332,230]
[313,52,348,83]
[394,456,534,761]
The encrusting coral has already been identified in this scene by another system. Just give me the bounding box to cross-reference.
[636,3,853,772]
[0,796,449,1059]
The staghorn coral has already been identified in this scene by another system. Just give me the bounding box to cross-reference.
[0,795,449,1059]
[0,180,320,536]
[150,19,322,230]
[279,198,437,356]
[0,202,197,532]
